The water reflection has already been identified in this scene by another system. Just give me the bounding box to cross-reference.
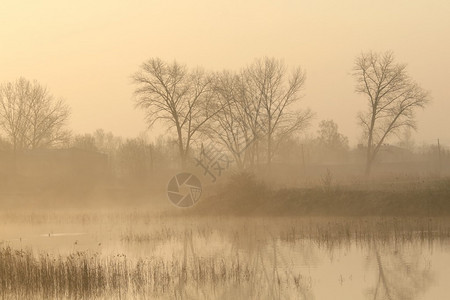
[366,239,434,300]
[139,230,441,299]
[0,216,449,299]
[113,228,442,299]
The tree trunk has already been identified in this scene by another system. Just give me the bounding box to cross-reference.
[365,111,376,177]
[180,154,187,170]
[176,126,186,170]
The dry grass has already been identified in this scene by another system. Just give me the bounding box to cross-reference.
[0,246,254,299]
[1,210,450,299]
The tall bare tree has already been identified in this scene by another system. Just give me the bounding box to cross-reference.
[244,57,313,165]
[0,77,71,153]
[207,71,254,169]
[207,59,313,169]
[353,51,430,175]
[132,58,220,168]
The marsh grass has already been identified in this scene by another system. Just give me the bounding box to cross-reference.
[0,246,256,299]
[119,217,450,248]
[1,211,450,299]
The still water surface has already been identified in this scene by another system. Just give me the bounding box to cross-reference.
[1,215,449,299]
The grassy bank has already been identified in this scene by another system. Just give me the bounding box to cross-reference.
[190,173,450,216]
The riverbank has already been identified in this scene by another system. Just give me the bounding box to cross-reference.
[189,174,450,217]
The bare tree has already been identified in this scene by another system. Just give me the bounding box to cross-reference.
[206,71,254,169]
[316,120,349,150]
[207,59,313,169]
[315,119,349,162]
[117,138,153,182]
[353,51,430,175]
[72,133,99,152]
[244,57,313,165]
[0,77,71,153]
[132,58,221,168]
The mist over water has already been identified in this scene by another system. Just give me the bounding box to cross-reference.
[1,1,450,299]
[1,213,449,299]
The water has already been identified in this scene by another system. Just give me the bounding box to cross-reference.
[1,213,449,299]
[129,233,448,299]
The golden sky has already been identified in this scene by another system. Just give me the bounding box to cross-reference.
[1,0,449,145]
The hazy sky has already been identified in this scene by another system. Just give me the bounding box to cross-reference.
[1,1,449,146]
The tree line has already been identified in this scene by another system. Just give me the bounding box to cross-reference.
[0,51,431,176]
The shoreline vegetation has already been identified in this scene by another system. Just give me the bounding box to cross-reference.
[187,173,450,217]
[1,173,449,217]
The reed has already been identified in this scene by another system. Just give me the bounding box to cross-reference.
[1,211,450,299]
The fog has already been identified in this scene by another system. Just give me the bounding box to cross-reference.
[1,1,449,145]
[1,1,450,299]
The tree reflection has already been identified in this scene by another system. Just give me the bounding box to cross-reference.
[366,239,434,300]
